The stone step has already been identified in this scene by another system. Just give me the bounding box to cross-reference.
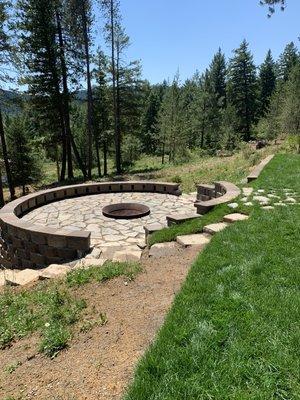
[0,269,21,287]
[144,223,164,241]
[81,258,108,268]
[149,242,178,258]
[203,222,230,235]
[166,213,201,226]
[39,264,72,279]
[113,250,142,262]
[176,233,212,248]
[223,213,249,223]
[5,269,45,286]
[85,247,102,260]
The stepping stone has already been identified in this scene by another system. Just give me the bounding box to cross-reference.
[242,187,254,196]
[149,242,178,258]
[262,206,274,210]
[113,250,142,262]
[245,202,253,206]
[203,222,230,235]
[39,264,72,278]
[274,203,287,206]
[257,189,265,193]
[228,202,239,209]
[253,195,270,204]
[285,197,296,203]
[223,213,249,223]
[241,197,249,202]
[176,233,211,248]
[267,194,280,199]
[6,269,44,286]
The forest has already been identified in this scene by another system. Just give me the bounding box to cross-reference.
[0,0,299,206]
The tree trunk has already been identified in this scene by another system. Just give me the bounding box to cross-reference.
[80,3,94,180]
[60,126,67,181]
[95,138,101,177]
[0,165,4,207]
[55,144,60,181]
[0,107,15,200]
[55,9,74,180]
[116,39,122,172]
[110,0,122,174]
[161,141,165,164]
[103,141,108,175]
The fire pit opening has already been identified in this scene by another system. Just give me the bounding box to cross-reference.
[102,203,150,219]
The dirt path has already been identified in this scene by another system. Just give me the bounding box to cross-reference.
[0,246,199,400]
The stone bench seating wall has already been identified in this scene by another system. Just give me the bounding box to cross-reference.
[0,181,181,270]
[194,181,241,215]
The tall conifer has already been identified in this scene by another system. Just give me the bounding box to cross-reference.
[227,40,258,141]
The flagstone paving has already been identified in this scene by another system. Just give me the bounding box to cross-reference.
[22,192,196,251]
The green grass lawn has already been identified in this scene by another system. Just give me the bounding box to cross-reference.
[148,204,233,246]
[124,154,300,399]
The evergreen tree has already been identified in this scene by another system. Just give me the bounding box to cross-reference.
[277,42,299,82]
[281,64,300,153]
[101,0,122,173]
[140,85,162,154]
[6,114,42,195]
[258,49,276,116]
[209,48,227,108]
[260,0,285,17]
[65,0,95,179]
[0,0,15,203]
[93,49,111,176]
[16,0,86,181]
[158,73,188,163]
[227,40,258,141]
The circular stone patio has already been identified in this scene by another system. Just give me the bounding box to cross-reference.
[21,192,196,251]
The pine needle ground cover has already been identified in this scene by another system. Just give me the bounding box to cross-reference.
[125,154,300,399]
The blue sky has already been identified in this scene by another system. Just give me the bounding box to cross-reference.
[96,0,300,84]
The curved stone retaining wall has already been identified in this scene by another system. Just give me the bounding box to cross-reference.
[0,181,181,270]
[194,181,241,214]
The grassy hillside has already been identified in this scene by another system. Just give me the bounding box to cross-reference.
[124,154,300,399]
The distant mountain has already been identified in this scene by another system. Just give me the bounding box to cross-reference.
[0,89,88,115]
[0,89,25,114]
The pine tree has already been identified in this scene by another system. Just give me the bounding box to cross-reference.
[93,50,111,176]
[0,0,15,203]
[6,114,42,195]
[209,48,227,108]
[16,0,86,181]
[158,73,188,163]
[227,40,258,141]
[277,42,299,82]
[100,0,122,173]
[281,64,300,153]
[140,83,166,154]
[260,0,285,17]
[65,0,95,179]
[258,49,276,116]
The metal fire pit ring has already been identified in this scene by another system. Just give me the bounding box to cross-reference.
[102,203,150,219]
